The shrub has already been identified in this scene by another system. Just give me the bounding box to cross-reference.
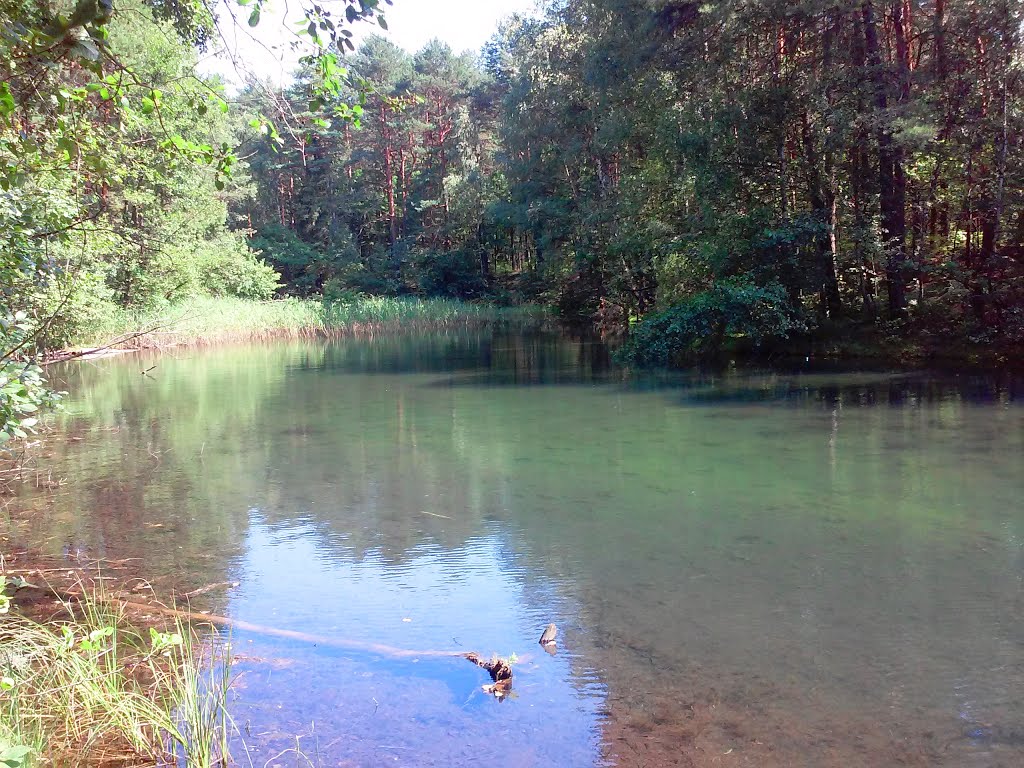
[195,235,282,300]
[618,279,806,366]
[416,249,488,299]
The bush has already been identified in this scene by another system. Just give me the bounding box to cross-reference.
[416,249,488,299]
[618,279,806,366]
[249,225,328,295]
[195,235,282,300]
[0,313,62,444]
[321,279,364,306]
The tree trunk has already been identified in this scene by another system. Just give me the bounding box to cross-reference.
[380,103,398,251]
[800,111,842,319]
[863,0,907,316]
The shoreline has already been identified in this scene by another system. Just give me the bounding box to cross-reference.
[37,294,1020,373]
[0,545,235,767]
[45,295,549,363]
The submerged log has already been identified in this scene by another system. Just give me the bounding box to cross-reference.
[182,581,240,599]
[72,594,518,696]
[124,600,520,697]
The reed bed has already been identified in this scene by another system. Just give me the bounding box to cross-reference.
[70,295,546,352]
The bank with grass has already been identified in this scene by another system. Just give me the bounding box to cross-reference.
[63,295,548,355]
[0,565,231,768]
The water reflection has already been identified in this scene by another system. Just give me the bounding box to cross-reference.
[7,331,1024,767]
[228,516,605,766]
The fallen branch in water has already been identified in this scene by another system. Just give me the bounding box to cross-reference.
[43,318,182,364]
[182,581,240,599]
[465,652,515,698]
[115,598,518,697]
[109,598,467,659]
[7,552,521,699]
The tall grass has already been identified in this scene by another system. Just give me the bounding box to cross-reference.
[0,579,233,767]
[71,295,546,351]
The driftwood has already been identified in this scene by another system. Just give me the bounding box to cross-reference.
[539,623,558,655]
[42,324,175,365]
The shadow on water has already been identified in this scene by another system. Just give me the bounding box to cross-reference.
[7,328,1024,767]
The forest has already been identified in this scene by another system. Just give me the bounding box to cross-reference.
[240,0,1024,365]
[2,0,1023,384]
[1,3,1022,765]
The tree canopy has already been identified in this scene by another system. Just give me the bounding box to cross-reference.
[2,0,1023,405]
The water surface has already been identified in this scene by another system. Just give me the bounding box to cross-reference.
[7,331,1024,767]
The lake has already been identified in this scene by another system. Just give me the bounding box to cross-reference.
[7,329,1024,767]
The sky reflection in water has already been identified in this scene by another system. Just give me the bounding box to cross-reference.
[227,516,605,767]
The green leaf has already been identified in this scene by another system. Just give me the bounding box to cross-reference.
[377,15,388,30]
[0,745,32,767]
[141,96,155,115]
[69,38,100,62]
[248,7,261,26]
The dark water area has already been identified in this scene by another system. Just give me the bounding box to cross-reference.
[6,330,1024,767]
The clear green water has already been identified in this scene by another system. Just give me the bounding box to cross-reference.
[8,331,1024,766]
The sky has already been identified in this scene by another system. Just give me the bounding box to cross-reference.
[198,0,540,87]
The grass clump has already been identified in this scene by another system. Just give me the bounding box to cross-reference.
[0,577,232,767]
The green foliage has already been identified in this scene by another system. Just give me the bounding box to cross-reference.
[0,586,234,766]
[237,35,493,303]
[416,250,489,299]
[469,0,1024,356]
[193,235,282,300]
[0,0,285,349]
[0,743,31,768]
[70,295,543,350]
[249,225,350,296]
[619,280,807,366]
[1,0,1017,361]
[0,314,62,445]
